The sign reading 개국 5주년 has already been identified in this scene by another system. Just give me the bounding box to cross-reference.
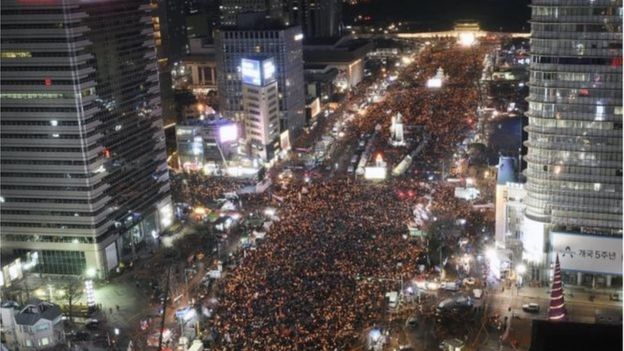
[550,232,622,275]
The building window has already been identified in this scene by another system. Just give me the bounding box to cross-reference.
[14,249,86,275]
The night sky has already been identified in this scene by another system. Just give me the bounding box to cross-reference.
[344,0,532,32]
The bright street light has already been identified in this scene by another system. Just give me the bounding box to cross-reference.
[516,264,527,275]
[85,267,97,278]
[458,32,476,47]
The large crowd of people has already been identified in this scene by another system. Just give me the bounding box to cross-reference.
[204,41,491,349]
[212,179,425,350]
[349,42,487,169]
[171,173,256,206]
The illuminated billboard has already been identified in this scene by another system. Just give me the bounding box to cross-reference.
[241,58,261,86]
[242,57,276,86]
[550,232,622,275]
[364,166,387,180]
[426,77,442,89]
[263,60,276,83]
[219,124,238,143]
[521,216,546,263]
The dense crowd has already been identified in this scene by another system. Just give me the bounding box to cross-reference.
[171,173,256,206]
[205,42,490,350]
[347,42,486,169]
[212,179,425,350]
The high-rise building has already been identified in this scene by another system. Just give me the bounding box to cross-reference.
[241,57,281,161]
[286,0,342,39]
[220,0,341,39]
[220,0,269,28]
[523,0,622,286]
[215,24,306,137]
[176,115,239,170]
[0,0,172,277]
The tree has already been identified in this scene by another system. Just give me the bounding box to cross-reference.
[61,276,84,324]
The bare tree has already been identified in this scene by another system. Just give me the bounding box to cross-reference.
[61,277,84,324]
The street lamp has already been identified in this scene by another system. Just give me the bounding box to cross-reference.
[516,264,527,275]
[85,267,97,279]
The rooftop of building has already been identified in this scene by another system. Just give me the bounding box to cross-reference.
[304,63,331,70]
[185,37,216,61]
[14,299,62,326]
[303,37,373,63]
[304,65,339,81]
[220,13,297,31]
[184,54,217,63]
[178,115,236,128]
[372,38,406,49]
[1,301,20,310]
[303,37,342,46]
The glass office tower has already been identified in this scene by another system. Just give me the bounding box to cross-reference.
[0,0,172,277]
[524,0,622,286]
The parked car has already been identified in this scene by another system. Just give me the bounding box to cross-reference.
[522,303,540,313]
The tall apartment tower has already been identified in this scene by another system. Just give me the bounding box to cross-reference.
[523,0,622,286]
[241,57,281,161]
[286,0,342,39]
[0,0,173,277]
[220,0,341,39]
[215,24,306,137]
[220,0,270,27]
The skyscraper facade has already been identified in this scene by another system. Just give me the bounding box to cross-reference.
[220,0,341,39]
[287,0,342,39]
[241,57,281,161]
[0,0,172,277]
[219,0,269,27]
[524,0,622,286]
[215,25,306,137]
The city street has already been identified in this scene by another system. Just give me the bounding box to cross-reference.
[4,36,616,351]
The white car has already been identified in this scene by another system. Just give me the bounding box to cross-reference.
[522,303,540,313]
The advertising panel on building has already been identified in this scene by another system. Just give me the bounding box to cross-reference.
[262,59,276,83]
[521,216,546,263]
[241,58,261,86]
[219,124,238,143]
[550,232,622,275]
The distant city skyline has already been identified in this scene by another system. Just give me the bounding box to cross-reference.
[344,0,531,31]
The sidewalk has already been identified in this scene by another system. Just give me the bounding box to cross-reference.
[516,286,622,308]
